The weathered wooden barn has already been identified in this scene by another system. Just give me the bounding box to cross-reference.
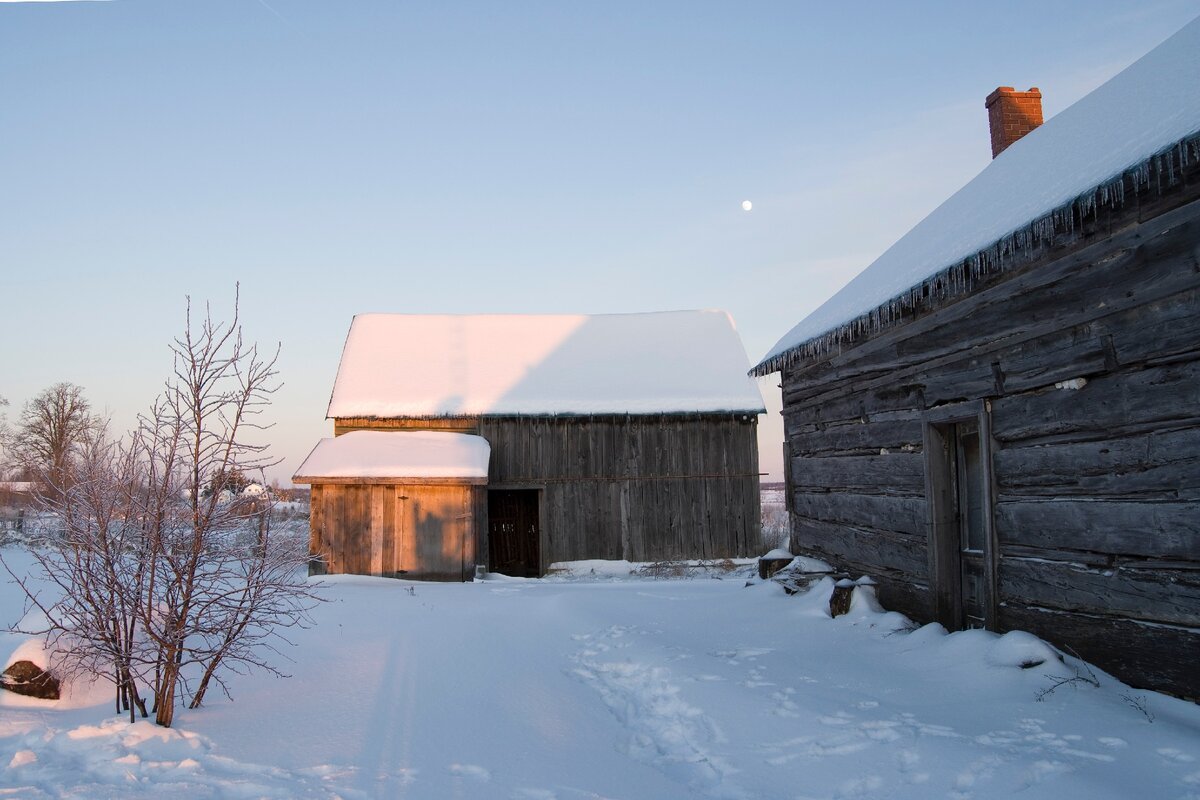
[296,310,765,580]
[753,21,1200,697]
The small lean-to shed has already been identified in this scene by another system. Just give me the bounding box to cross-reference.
[294,431,490,581]
[299,310,765,579]
[754,20,1200,697]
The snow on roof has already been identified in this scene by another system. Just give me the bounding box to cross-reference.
[757,16,1200,373]
[293,431,491,481]
[327,311,766,418]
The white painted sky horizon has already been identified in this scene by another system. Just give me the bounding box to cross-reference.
[3,0,1198,485]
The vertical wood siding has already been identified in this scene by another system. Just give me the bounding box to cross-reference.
[309,483,478,581]
[333,414,762,567]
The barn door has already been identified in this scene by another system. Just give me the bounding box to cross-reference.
[487,490,541,577]
[925,409,996,631]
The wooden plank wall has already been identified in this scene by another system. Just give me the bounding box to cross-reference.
[309,483,476,581]
[335,414,762,567]
[480,415,760,566]
[779,197,1200,697]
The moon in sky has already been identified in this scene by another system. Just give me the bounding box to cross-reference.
[741,200,753,211]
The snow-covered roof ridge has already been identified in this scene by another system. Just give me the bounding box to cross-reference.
[754,16,1200,376]
[293,431,491,481]
[328,310,766,418]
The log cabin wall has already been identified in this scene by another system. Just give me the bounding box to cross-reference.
[309,481,480,581]
[780,194,1200,698]
[335,414,762,567]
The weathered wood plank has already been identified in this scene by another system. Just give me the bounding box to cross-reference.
[791,453,925,493]
[309,485,326,574]
[791,516,927,578]
[991,360,1200,443]
[995,499,1200,559]
[788,418,923,457]
[999,557,1200,626]
[1109,287,1200,366]
[994,428,1200,499]
[791,491,927,537]
[382,484,396,575]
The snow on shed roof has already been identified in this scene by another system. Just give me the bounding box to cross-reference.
[293,431,490,482]
[756,16,1200,375]
[327,311,766,418]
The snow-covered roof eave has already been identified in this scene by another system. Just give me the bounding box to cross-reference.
[327,310,766,417]
[327,408,768,421]
[753,17,1200,376]
[292,431,492,484]
[752,129,1200,377]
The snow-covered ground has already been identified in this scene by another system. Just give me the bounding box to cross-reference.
[2,549,1198,799]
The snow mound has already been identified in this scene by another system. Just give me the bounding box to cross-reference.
[986,630,1064,670]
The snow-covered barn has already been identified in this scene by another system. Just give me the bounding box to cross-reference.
[295,310,765,581]
[753,19,1200,698]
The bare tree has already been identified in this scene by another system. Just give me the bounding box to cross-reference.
[3,424,152,721]
[5,291,319,729]
[12,383,99,498]
[135,291,317,727]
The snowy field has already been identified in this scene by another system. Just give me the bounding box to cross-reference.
[2,549,1199,799]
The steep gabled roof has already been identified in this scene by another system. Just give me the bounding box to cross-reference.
[755,16,1200,376]
[328,311,765,418]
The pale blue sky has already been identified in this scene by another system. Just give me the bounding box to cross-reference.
[3,0,1198,484]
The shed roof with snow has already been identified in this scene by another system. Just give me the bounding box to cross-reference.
[294,431,491,483]
[328,311,766,418]
[754,17,1200,375]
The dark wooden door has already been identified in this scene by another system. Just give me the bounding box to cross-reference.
[954,420,988,629]
[488,490,540,577]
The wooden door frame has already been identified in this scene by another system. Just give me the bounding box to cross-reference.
[922,399,999,631]
[485,485,546,577]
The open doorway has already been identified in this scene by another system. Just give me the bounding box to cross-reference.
[487,489,541,577]
[925,410,995,630]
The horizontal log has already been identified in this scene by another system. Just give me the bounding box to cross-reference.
[997,329,1110,394]
[1108,287,1200,367]
[783,381,926,423]
[995,499,1200,559]
[791,491,927,537]
[998,603,1200,698]
[787,418,923,457]
[920,358,999,407]
[994,427,1200,499]
[792,515,927,578]
[991,360,1200,443]
[999,557,1200,626]
[791,452,926,492]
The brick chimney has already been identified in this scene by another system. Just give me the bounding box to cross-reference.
[986,86,1043,158]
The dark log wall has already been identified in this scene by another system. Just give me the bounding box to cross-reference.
[336,414,762,567]
[779,196,1200,697]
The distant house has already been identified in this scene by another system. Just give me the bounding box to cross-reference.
[295,311,765,581]
[753,21,1200,697]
